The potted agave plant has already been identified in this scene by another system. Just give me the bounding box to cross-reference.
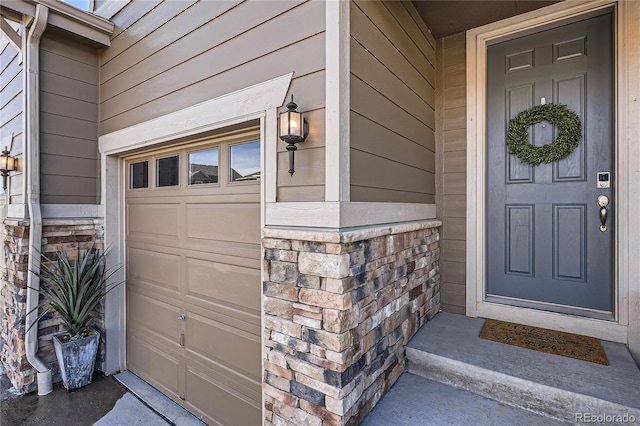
[22,245,122,391]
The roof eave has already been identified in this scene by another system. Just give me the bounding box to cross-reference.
[0,0,113,46]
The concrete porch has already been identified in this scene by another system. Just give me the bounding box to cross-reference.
[364,312,640,425]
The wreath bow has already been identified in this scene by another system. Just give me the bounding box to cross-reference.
[506,103,582,166]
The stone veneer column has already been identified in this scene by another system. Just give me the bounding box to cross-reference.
[1,220,104,393]
[262,220,441,426]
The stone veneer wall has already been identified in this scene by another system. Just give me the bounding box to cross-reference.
[1,220,104,393]
[262,220,441,426]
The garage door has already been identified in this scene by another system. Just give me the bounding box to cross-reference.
[125,129,262,425]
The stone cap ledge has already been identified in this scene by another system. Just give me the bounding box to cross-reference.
[4,218,103,226]
[263,219,442,244]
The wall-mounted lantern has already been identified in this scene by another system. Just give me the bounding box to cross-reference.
[279,95,308,176]
[0,147,17,190]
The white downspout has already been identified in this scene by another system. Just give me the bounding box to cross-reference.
[24,4,51,396]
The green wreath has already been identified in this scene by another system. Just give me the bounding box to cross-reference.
[506,103,582,166]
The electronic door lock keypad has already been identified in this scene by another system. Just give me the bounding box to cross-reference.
[597,172,611,189]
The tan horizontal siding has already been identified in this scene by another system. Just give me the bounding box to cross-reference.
[41,133,99,160]
[41,72,98,103]
[350,112,434,172]
[101,1,250,97]
[41,154,98,178]
[435,32,467,314]
[277,186,325,202]
[101,0,223,77]
[350,3,433,108]
[0,47,20,81]
[40,51,98,85]
[441,239,465,263]
[350,149,435,194]
[100,0,323,125]
[351,186,434,204]
[277,147,325,187]
[41,113,97,141]
[103,31,324,132]
[0,115,21,143]
[442,281,466,314]
[41,35,98,66]
[0,91,21,128]
[40,33,99,205]
[109,0,162,40]
[350,77,433,150]
[1,69,22,105]
[41,175,98,204]
[350,1,436,203]
[355,0,435,86]
[41,92,98,124]
[101,0,326,202]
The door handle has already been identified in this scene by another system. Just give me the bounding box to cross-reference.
[598,195,609,232]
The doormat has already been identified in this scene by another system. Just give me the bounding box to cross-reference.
[479,319,609,365]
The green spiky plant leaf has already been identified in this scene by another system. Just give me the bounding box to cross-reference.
[19,244,123,340]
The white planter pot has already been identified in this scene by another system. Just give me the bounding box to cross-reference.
[52,327,100,391]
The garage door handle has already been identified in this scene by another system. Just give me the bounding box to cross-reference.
[179,332,185,347]
[176,314,186,320]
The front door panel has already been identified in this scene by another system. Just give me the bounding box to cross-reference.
[486,14,613,313]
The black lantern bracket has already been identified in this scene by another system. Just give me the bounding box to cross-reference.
[279,95,308,176]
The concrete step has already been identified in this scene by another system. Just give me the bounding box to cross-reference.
[362,372,570,426]
[406,312,640,424]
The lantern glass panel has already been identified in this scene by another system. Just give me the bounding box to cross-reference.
[289,112,303,138]
[279,111,292,138]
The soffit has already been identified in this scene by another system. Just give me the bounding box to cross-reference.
[412,0,562,38]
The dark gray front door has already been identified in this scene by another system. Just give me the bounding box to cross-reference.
[486,14,613,313]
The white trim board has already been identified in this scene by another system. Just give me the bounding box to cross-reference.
[266,202,436,229]
[466,0,640,360]
[325,0,350,202]
[99,73,293,156]
[264,219,441,244]
[41,204,103,219]
[98,73,292,376]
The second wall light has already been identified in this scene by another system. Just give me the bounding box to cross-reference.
[279,94,308,176]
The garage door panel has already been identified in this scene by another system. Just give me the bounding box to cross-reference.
[186,257,261,313]
[127,246,181,292]
[127,333,182,398]
[127,290,182,342]
[184,298,260,337]
[183,244,261,266]
[186,203,259,244]
[186,312,261,381]
[127,203,180,238]
[126,133,261,424]
[183,340,261,404]
[185,367,261,426]
[129,238,260,264]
